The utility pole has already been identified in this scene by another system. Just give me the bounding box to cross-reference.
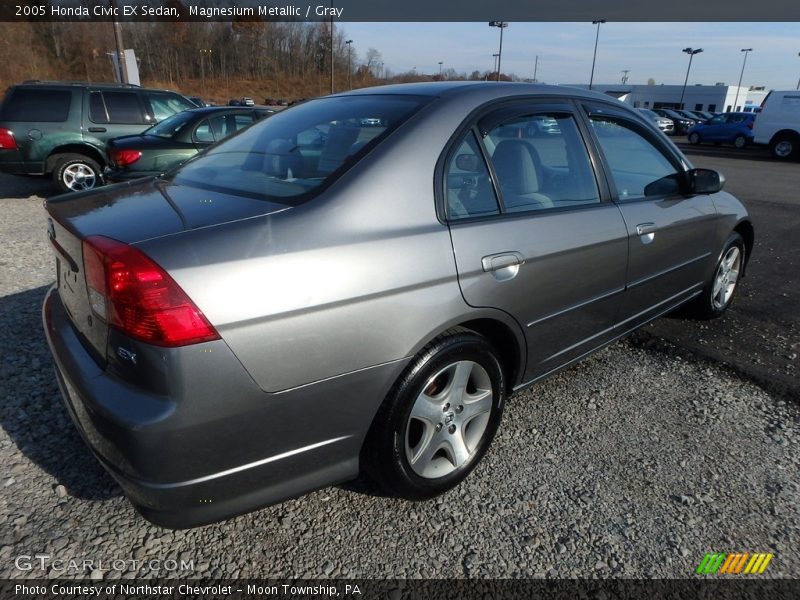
[621,69,630,84]
[345,39,353,89]
[329,1,334,94]
[110,0,128,84]
[533,55,539,83]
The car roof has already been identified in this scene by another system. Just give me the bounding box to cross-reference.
[332,81,621,103]
[12,80,184,94]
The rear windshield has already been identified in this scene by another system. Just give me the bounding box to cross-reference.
[0,88,71,122]
[145,110,197,138]
[170,95,429,203]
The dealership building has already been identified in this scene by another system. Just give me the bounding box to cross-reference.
[567,83,769,113]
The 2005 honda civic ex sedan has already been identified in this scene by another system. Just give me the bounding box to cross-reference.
[43,82,753,528]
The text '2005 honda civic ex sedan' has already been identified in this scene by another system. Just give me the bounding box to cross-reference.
[43,82,753,528]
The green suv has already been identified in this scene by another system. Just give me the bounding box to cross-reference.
[0,81,195,192]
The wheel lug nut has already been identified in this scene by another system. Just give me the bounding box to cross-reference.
[456,405,463,413]
[435,423,443,432]
[448,424,456,434]
[443,403,450,412]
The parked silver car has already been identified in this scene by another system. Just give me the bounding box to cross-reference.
[637,108,676,135]
[43,82,753,527]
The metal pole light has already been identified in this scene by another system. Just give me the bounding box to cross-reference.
[679,47,703,110]
[796,52,800,91]
[589,19,606,90]
[345,39,353,89]
[492,53,499,74]
[438,61,443,78]
[489,21,508,82]
[733,48,752,112]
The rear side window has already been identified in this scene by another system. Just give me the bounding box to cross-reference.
[171,95,428,203]
[445,131,500,220]
[0,88,71,122]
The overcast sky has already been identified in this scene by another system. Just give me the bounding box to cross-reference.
[341,22,800,89]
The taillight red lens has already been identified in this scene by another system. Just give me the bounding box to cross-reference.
[747,121,754,129]
[0,128,17,149]
[81,236,219,347]
[110,149,142,167]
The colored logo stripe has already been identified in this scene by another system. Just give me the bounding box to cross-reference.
[697,553,774,575]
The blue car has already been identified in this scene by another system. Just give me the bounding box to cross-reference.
[687,112,755,149]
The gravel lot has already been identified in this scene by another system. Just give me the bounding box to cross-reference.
[1,176,798,580]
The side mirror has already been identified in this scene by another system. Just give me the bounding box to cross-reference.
[688,168,724,194]
[455,154,480,172]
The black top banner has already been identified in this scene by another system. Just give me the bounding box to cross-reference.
[1,0,799,22]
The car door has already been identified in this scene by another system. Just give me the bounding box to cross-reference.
[702,114,727,141]
[582,103,718,330]
[444,102,629,381]
[85,90,149,151]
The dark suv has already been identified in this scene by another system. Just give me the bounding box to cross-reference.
[0,81,195,192]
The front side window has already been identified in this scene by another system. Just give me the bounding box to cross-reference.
[145,92,195,122]
[171,95,428,203]
[484,113,599,212]
[589,116,680,200]
[101,91,144,124]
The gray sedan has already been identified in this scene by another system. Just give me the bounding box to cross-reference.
[42,82,753,528]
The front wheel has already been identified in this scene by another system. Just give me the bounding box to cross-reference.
[684,232,745,319]
[362,328,506,499]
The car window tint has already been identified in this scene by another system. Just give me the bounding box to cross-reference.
[709,115,725,125]
[171,95,428,203]
[207,114,228,139]
[0,89,71,122]
[102,92,144,124]
[589,117,679,200]
[445,131,499,220]
[234,114,255,131]
[194,120,215,143]
[486,113,599,213]
[89,92,108,124]
[146,93,195,122]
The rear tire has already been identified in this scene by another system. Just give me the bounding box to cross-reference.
[733,134,747,149]
[52,153,102,193]
[684,232,745,319]
[770,134,798,161]
[362,328,506,500]
[688,132,701,145]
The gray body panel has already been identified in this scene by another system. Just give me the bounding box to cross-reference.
[42,82,753,527]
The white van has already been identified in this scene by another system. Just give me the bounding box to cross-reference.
[752,90,800,160]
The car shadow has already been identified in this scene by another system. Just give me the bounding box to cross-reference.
[0,285,121,500]
[0,173,60,199]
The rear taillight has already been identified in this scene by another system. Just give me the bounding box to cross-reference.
[747,121,754,129]
[0,128,17,149]
[82,236,219,347]
[110,149,142,167]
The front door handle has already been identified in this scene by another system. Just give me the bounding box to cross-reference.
[481,252,524,281]
[88,127,107,133]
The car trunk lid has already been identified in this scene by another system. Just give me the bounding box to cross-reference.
[45,178,291,361]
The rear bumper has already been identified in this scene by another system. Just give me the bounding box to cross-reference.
[42,286,407,528]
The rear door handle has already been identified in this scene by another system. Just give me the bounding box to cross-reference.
[636,222,657,236]
[88,127,107,133]
[481,252,524,281]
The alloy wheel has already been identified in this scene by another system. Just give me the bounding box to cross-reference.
[62,163,97,191]
[711,246,741,310]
